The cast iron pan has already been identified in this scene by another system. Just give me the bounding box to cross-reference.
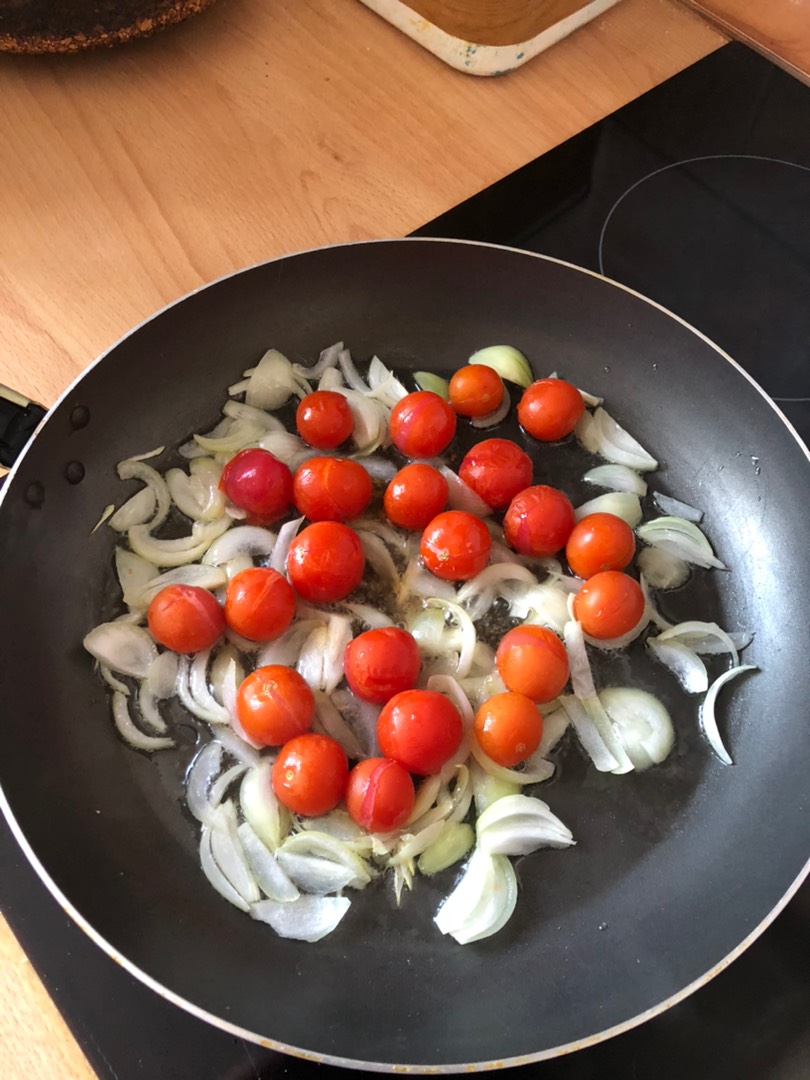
[1,239,808,1071]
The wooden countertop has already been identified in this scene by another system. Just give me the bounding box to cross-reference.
[0,1,723,1076]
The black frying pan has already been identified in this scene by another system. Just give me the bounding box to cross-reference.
[1,239,808,1071]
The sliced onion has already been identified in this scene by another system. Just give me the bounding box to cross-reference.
[269,516,304,575]
[656,621,740,666]
[116,458,171,530]
[562,621,632,773]
[580,600,649,651]
[424,599,476,679]
[342,603,394,629]
[366,356,409,407]
[84,622,157,678]
[537,706,569,757]
[99,665,129,695]
[256,430,311,467]
[413,371,450,399]
[338,346,370,393]
[189,649,231,723]
[209,804,260,904]
[257,619,322,668]
[128,517,231,568]
[439,466,492,517]
[637,517,726,570]
[434,849,518,944]
[146,650,179,699]
[109,487,157,532]
[240,763,290,852]
[296,624,327,690]
[468,345,533,389]
[111,691,173,751]
[417,822,475,876]
[194,418,263,455]
[250,895,350,941]
[352,517,407,553]
[470,740,554,786]
[324,615,353,694]
[470,387,511,429]
[319,367,344,391]
[115,548,158,606]
[300,811,368,845]
[398,559,456,603]
[476,794,574,856]
[277,831,372,889]
[700,665,756,765]
[331,688,380,758]
[186,742,224,826]
[653,491,703,522]
[245,348,309,410]
[138,682,168,733]
[126,564,228,609]
[457,563,537,621]
[558,694,620,773]
[647,637,708,694]
[176,656,227,725]
[574,492,642,527]
[200,826,250,912]
[583,463,648,495]
[222,399,285,432]
[337,389,387,454]
[357,530,398,587]
[237,823,299,901]
[507,581,571,635]
[215,724,262,768]
[179,417,232,459]
[599,687,674,771]
[637,546,690,590]
[166,459,226,522]
[590,407,659,471]
[292,341,342,381]
[313,692,365,758]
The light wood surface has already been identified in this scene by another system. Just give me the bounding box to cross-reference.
[0,1,724,1076]
[680,0,810,81]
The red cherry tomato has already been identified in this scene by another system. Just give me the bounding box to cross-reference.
[236,664,314,746]
[383,463,448,531]
[458,438,533,510]
[272,733,348,816]
[566,513,636,579]
[345,757,415,832]
[296,390,354,449]
[448,365,504,418]
[517,378,585,442]
[495,625,569,703]
[219,448,293,524]
[292,456,372,522]
[287,521,365,603]
[377,689,463,776]
[147,585,225,653]
[504,485,575,557]
[343,628,422,704]
[420,510,491,582]
[474,692,543,767]
[389,391,456,458]
[224,567,296,642]
[573,570,645,640]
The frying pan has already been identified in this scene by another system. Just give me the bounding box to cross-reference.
[1,238,808,1071]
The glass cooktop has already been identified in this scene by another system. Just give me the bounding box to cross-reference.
[2,41,809,1080]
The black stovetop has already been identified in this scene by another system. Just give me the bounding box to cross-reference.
[2,42,809,1080]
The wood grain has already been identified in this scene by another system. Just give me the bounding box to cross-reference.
[679,0,810,81]
[403,0,593,47]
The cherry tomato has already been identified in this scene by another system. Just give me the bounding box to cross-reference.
[236,664,314,746]
[292,457,372,522]
[474,692,543,767]
[573,570,645,640]
[503,485,575,557]
[420,510,491,582]
[343,627,421,704]
[495,625,569,703]
[383,463,448,530]
[518,378,585,442]
[296,390,354,449]
[377,689,463,775]
[566,513,636,579]
[448,364,505,418]
[389,391,456,458]
[224,567,296,642]
[287,521,365,603]
[458,438,533,510]
[345,757,415,832]
[272,733,348,816]
[147,585,225,653]
[219,448,293,524]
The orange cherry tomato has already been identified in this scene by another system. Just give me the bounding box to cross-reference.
[377,689,463,776]
[573,571,645,640]
[448,364,505,418]
[219,448,293,524]
[343,627,422,704]
[389,391,457,458]
[383,463,448,530]
[224,567,295,642]
[272,733,349,816]
[147,585,225,654]
[565,513,636,579]
[458,438,533,510]
[345,757,415,832]
[292,456,372,522]
[296,390,354,449]
[236,664,315,746]
[287,521,365,603]
[495,625,569,703]
[420,510,491,581]
[503,485,575,557]
[474,692,543,767]
[518,379,585,442]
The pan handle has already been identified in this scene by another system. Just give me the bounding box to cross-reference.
[0,385,47,482]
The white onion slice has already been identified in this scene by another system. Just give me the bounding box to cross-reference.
[116,458,171,530]
[439,466,492,517]
[137,682,168,733]
[186,742,224,826]
[296,625,327,690]
[190,649,231,723]
[398,559,456,603]
[591,407,659,471]
[176,656,227,724]
[250,895,351,941]
[469,740,554,786]
[179,417,231,459]
[537,706,569,757]
[194,418,263,455]
[599,688,674,771]
[222,400,285,432]
[562,621,632,773]
[434,849,518,944]
[165,459,226,522]
[109,487,156,532]
[366,356,409,407]
[470,387,511,429]
[319,367,344,391]
[357,530,398,587]
[647,637,709,694]
[637,517,726,570]
[278,832,372,889]
[424,599,477,679]
[269,516,304,575]
[507,581,571,635]
[338,346,370,393]
[111,691,173,751]
[342,603,394,629]
[323,615,353,694]
[558,694,619,773]
[653,491,704,522]
[476,794,574,856]
[245,348,309,410]
[256,430,311,467]
[457,563,537,621]
[208,804,260,904]
[700,665,757,765]
[657,621,740,667]
[574,492,642,527]
[240,764,290,852]
[352,517,408,553]
[331,689,380,758]
[292,341,342,381]
[583,463,648,495]
[200,826,250,912]
[84,622,157,678]
[637,546,690,590]
[237,823,299,901]
[126,564,227,609]
[275,853,356,895]
[413,371,450,399]
[337,389,387,455]
[468,345,533,389]
[257,619,322,668]
[209,763,249,807]
[313,692,365,759]
[115,548,158,605]
[146,650,179,699]
[215,725,262,769]
[202,525,276,567]
[128,517,231,568]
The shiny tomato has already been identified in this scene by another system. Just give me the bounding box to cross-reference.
[147,585,225,653]
[383,463,448,530]
[224,567,295,642]
[448,364,505,418]
[503,485,575,557]
[343,627,421,704]
[517,378,585,442]
[377,689,463,776]
[272,733,349,816]
[474,692,543,767]
[458,438,533,510]
[495,625,569,703]
[573,570,645,640]
[389,391,457,458]
[420,510,491,582]
[287,521,365,603]
[292,456,372,522]
[219,448,293,524]
[236,664,314,746]
[566,513,636,579]
[345,757,415,832]
[296,390,354,449]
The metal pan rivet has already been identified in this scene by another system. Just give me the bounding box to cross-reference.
[25,481,44,507]
[69,405,90,430]
[64,461,85,484]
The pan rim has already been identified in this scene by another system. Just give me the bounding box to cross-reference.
[1,236,809,1071]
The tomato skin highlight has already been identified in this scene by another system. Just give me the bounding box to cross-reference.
[292,456,372,522]
[224,567,295,642]
[345,757,415,832]
[287,521,365,603]
[343,627,422,704]
[449,364,505,418]
[565,512,636,579]
[272,733,349,816]
[377,689,463,775]
[573,570,645,640]
[458,438,533,510]
[219,448,293,524]
[147,585,225,653]
[474,692,543,767]
[383,463,448,530]
[495,625,569,703]
[296,390,354,449]
[236,664,315,746]
[420,510,491,582]
[503,484,575,557]
[389,391,457,458]
[517,379,585,442]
